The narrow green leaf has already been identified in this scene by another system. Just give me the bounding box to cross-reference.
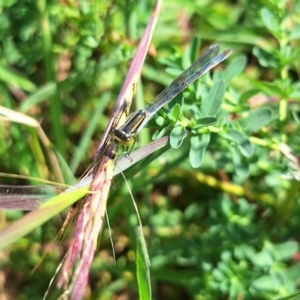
[136,227,151,300]
[182,36,201,69]
[189,133,210,168]
[292,109,300,124]
[201,81,225,116]
[70,92,111,173]
[20,82,57,113]
[0,187,88,250]
[252,80,286,97]
[193,116,217,129]
[276,291,300,300]
[170,126,187,148]
[240,107,273,132]
[0,65,36,92]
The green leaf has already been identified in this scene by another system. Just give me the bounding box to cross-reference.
[292,109,300,124]
[155,115,166,126]
[189,133,210,168]
[240,107,273,132]
[0,64,36,92]
[260,7,280,34]
[274,241,299,261]
[289,24,300,40]
[290,85,300,100]
[253,47,279,68]
[193,116,217,129]
[239,89,262,104]
[223,55,247,83]
[0,187,88,250]
[232,148,249,178]
[169,103,181,121]
[250,272,294,299]
[136,227,151,300]
[225,129,253,157]
[182,36,201,69]
[20,82,57,113]
[276,292,300,300]
[252,80,286,97]
[170,126,187,148]
[152,126,168,140]
[250,274,280,297]
[201,81,225,116]
[167,94,184,112]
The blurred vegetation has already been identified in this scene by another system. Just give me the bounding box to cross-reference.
[1,0,300,299]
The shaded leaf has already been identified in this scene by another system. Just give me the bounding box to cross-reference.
[232,148,249,178]
[224,129,253,157]
[253,47,279,68]
[193,116,217,129]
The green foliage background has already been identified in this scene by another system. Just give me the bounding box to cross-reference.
[1,0,300,299]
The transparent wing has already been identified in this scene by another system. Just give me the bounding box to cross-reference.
[145,44,232,118]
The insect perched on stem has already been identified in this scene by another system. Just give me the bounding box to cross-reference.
[112,44,232,145]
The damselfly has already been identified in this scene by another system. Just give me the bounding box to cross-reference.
[112,44,232,144]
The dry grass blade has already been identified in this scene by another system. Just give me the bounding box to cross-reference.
[0,105,64,182]
[56,144,116,299]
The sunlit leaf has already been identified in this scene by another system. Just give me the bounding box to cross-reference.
[260,8,281,35]
[201,81,225,116]
[0,187,88,250]
[170,126,187,148]
[136,227,151,300]
[223,55,247,83]
[240,107,272,132]
[189,133,210,168]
